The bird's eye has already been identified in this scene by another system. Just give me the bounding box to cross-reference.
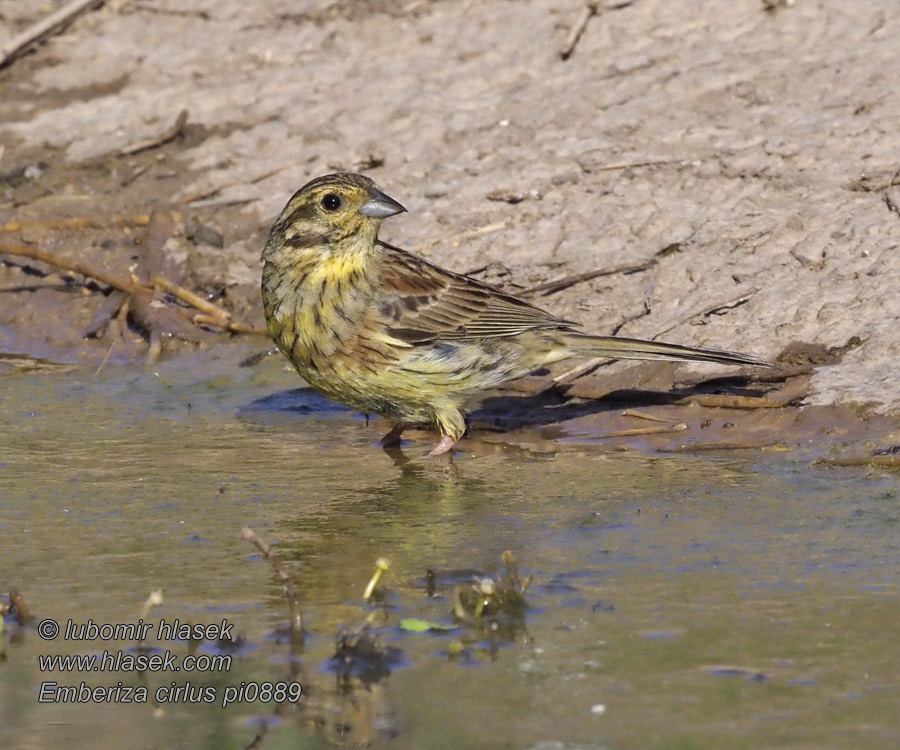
[321,193,342,212]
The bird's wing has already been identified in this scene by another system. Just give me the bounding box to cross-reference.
[374,242,577,344]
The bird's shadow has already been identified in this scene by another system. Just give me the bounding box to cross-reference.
[470,372,776,435]
[239,371,776,443]
[240,387,352,416]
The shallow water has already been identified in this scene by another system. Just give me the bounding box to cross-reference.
[1,346,898,750]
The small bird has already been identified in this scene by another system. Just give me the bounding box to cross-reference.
[261,173,771,456]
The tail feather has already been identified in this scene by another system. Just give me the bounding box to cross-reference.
[566,334,774,368]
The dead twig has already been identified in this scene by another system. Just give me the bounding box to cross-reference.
[700,289,758,318]
[93,338,116,377]
[885,191,900,219]
[421,221,507,251]
[120,110,189,156]
[220,320,268,336]
[181,163,292,204]
[0,215,152,233]
[821,454,900,468]
[610,304,651,335]
[551,357,604,386]
[153,275,230,325]
[127,291,209,344]
[594,422,688,438]
[662,439,785,452]
[137,590,163,643]
[131,3,209,18]
[0,0,105,69]
[136,209,183,285]
[0,240,262,339]
[560,1,600,60]
[653,289,759,338]
[674,394,780,409]
[0,241,147,295]
[621,409,671,422]
[0,354,76,373]
[846,163,900,192]
[144,330,162,366]
[559,0,637,60]
[84,290,129,337]
[363,558,390,601]
[241,527,304,644]
[588,158,685,173]
[190,313,267,336]
[522,258,657,296]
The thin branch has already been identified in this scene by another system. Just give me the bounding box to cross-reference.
[190,313,268,335]
[674,394,779,409]
[207,318,268,336]
[590,158,683,172]
[0,215,152,234]
[700,289,758,318]
[120,109,188,156]
[181,163,292,204]
[241,527,304,643]
[93,338,116,377]
[621,409,672,422]
[593,422,689,438]
[0,240,264,336]
[0,241,147,295]
[522,258,657,296]
[560,2,599,60]
[420,221,507,251]
[653,289,760,338]
[153,275,230,325]
[0,0,106,69]
[559,0,637,60]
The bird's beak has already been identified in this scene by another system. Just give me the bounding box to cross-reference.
[359,188,407,218]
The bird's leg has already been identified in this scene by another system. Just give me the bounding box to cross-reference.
[430,407,466,456]
[428,435,458,457]
[380,421,410,446]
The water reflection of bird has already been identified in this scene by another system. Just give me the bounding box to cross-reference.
[262,173,771,455]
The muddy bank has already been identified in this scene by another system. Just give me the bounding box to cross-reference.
[2,0,900,455]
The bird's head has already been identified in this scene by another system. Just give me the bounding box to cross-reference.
[267,173,406,255]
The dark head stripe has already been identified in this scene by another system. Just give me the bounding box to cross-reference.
[298,172,376,194]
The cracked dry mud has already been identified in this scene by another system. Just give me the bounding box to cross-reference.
[1,0,900,455]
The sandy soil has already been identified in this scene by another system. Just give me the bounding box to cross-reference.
[1,0,899,422]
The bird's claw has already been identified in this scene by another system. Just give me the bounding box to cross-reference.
[428,436,458,457]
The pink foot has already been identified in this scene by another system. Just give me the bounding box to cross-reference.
[380,422,409,446]
[428,435,458,457]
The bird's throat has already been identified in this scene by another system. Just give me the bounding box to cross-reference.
[262,237,380,373]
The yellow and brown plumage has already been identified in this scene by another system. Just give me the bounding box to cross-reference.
[262,173,770,455]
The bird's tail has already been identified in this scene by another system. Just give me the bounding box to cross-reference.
[563,333,774,368]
